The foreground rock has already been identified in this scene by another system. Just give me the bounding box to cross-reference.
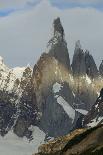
[34,125,103,155]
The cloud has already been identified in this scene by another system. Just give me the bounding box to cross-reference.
[50,0,103,5]
[0,0,40,9]
[0,0,103,68]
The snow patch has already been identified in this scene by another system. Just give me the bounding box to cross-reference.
[87,117,103,127]
[75,109,88,115]
[53,82,63,93]
[56,96,75,122]
[0,126,45,155]
[12,67,26,80]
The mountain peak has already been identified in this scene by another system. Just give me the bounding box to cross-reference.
[53,17,64,39]
[75,40,82,51]
[47,18,71,70]
[0,56,4,65]
[99,60,103,76]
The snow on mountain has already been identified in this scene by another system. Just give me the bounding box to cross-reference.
[87,117,103,127]
[0,126,45,155]
[56,96,75,123]
[0,56,4,65]
[75,109,88,115]
[12,67,26,80]
[52,82,63,93]
[84,88,103,128]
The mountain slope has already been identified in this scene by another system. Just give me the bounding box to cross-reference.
[34,125,103,155]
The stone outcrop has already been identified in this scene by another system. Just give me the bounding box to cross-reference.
[99,60,103,76]
[47,17,71,71]
[34,125,103,155]
[72,41,98,79]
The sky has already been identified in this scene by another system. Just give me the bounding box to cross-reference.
[0,0,103,68]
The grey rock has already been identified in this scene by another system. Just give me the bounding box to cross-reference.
[37,82,81,138]
[85,50,98,78]
[72,41,98,79]
[83,88,103,127]
[99,60,103,76]
[72,40,86,76]
[47,17,71,70]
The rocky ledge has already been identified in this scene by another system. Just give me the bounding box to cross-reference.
[34,124,103,155]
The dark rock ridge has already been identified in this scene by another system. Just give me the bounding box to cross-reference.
[0,61,37,138]
[99,60,103,76]
[34,125,103,155]
[83,88,103,127]
[72,40,86,76]
[47,17,71,71]
[72,41,98,79]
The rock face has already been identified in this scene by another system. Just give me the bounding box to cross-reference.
[83,88,103,128]
[0,58,37,138]
[85,51,98,79]
[47,17,71,71]
[32,18,102,138]
[72,41,98,79]
[0,17,103,142]
[72,40,86,76]
[99,60,103,76]
[34,125,103,155]
[32,53,78,137]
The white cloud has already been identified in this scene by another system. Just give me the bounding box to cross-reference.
[0,0,39,9]
[51,0,103,5]
[0,0,103,68]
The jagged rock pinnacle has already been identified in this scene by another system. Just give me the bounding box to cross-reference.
[53,17,64,39]
[75,40,82,52]
[99,60,103,76]
[47,17,71,70]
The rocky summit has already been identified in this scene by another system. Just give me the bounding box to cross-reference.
[72,41,98,78]
[47,17,71,71]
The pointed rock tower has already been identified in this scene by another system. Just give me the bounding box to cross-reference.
[85,51,98,78]
[72,40,86,76]
[47,17,71,71]
[72,41,98,78]
[99,60,103,76]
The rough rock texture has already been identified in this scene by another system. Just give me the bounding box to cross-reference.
[47,17,71,71]
[0,18,103,141]
[72,41,98,79]
[31,18,102,138]
[72,40,86,76]
[85,51,98,79]
[34,125,103,155]
[99,60,103,77]
[83,88,103,127]
[0,58,37,138]
[32,53,78,137]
